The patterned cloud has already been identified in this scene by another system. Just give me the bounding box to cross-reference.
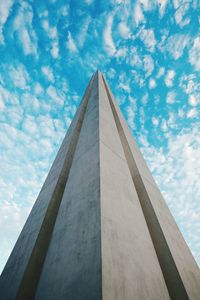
[0,0,199,272]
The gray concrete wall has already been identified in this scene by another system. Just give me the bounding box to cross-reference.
[103,74,200,299]
[0,74,95,300]
[98,72,170,300]
[35,73,102,300]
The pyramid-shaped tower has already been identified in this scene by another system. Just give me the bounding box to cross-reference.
[0,71,199,300]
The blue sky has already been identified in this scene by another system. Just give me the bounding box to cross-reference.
[0,0,199,272]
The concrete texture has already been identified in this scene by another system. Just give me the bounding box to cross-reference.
[0,71,199,300]
[102,74,200,299]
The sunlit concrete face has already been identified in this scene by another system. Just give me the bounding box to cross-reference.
[0,71,200,300]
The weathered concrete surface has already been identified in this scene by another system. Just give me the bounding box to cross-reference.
[0,70,199,300]
[98,73,170,300]
[103,74,200,299]
[0,74,95,300]
[35,73,102,300]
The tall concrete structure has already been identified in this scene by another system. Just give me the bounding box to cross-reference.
[0,71,199,300]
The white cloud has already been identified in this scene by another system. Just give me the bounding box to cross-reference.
[166,34,190,60]
[139,106,145,127]
[12,2,38,56]
[107,68,116,79]
[0,85,13,106]
[42,20,59,59]
[167,112,176,129]
[0,199,30,272]
[0,95,5,109]
[59,5,69,16]
[156,67,165,78]
[21,93,40,113]
[157,30,169,53]
[149,78,156,89]
[141,93,148,105]
[166,91,176,104]
[66,31,78,53]
[0,0,14,43]
[119,82,131,93]
[118,22,130,39]
[46,85,65,106]
[103,14,116,56]
[38,9,48,18]
[178,109,185,118]
[43,22,58,39]
[188,95,199,107]
[161,119,168,132]
[23,115,38,135]
[51,41,59,59]
[133,2,145,26]
[165,70,175,87]
[140,28,156,52]
[131,70,145,87]
[179,73,199,95]
[34,83,44,96]
[189,37,200,71]
[78,17,91,48]
[9,64,30,89]
[143,55,154,77]
[139,0,152,11]
[115,47,128,58]
[174,1,190,27]
[157,0,168,17]
[152,116,159,126]
[125,97,137,130]
[187,108,198,118]
[50,27,58,40]
[41,66,54,82]
[129,47,143,68]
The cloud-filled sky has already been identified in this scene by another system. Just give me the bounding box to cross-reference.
[0,0,199,272]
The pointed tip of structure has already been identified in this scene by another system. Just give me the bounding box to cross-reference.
[94,69,102,76]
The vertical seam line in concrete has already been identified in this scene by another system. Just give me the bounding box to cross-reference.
[97,71,103,300]
[15,74,95,300]
[102,74,189,300]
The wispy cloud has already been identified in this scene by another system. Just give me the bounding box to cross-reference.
[118,22,130,39]
[149,78,156,89]
[12,2,38,56]
[174,1,191,27]
[165,70,175,87]
[9,64,30,89]
[133,2,145,26]
[152,116,159,126]
[0,0,14,43]
[166,91,176,104]
[42,19,59,59]
[187,108,198,119]
[41,66,55,82]
[139,27,156,52]
[143,55,154,77]
[103,14,116,56]
[188,94,199,107]
[78,17,91,48]
[189,37,200,71]
[66,31,78,53]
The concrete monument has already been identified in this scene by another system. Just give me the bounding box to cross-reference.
[0,71,199,300]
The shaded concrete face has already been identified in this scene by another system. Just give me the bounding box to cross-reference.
[35,73,102,300]
[0,71,200,300]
